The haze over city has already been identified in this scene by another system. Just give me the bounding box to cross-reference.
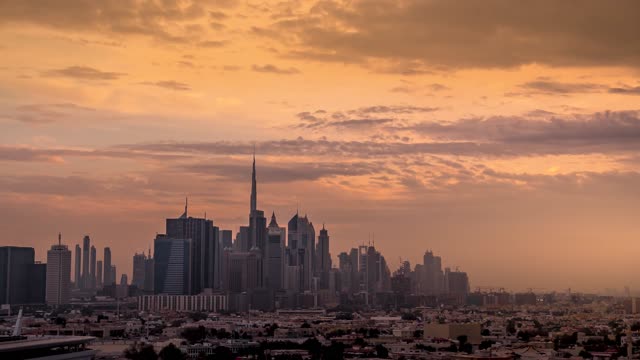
[2,0,640,294]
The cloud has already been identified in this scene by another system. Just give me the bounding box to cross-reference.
[295,105,438,130]
[0,145,190,163]
[609,86,640,95]
[514,79,605,95]
[122,110,640,158]
[252,64,301,75]
[261,0,640,69]
[183,160,379,183]
[349,105,438,115]
[141,80,191,91]
[1,103,95,123]
[208,11,228,20]
[403,111,640,150]
[43,66,125,81]
[0,0,208,43]
[199,40,227,48]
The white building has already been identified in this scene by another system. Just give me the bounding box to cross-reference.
[46,235,72,306]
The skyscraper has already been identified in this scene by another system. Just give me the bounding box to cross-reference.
[81,235,90,289]
[287,213,315,291]
[132,253,146,288]
[96,260,103,289]
[74,244,81,289]
[265,212,285,291]
[143,249,154,293]
[46,234,71,306]
[316,224,331,289]
[154,234,192,295]
[423,251,444,295]
[103,247,112,286]
[166,199,218,294]
[445,268,470,297]
[90,245,96,289]
[0,247,45,304]
[110,265,116,285]
[226,249,262,293]
[221,230,233,249]
[248,154,267,262]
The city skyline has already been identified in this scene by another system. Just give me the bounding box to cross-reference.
[2,1,640,293]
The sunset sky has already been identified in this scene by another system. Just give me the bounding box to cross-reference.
[1,0,640,293]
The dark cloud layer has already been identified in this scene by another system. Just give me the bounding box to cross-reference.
[183,160,379,183]
[0,0,210,43]
[1,103,96,123]
[141,80,191,91]
[252,64,301,75]
[43,66,125,81]
[120,110,640,157]
[264,0,640,69]
[296,105,438,130]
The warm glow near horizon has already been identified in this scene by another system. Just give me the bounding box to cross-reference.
[1,0,640,294]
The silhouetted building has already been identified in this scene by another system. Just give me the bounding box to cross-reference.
[287,213,315,291]
[103,247,112,286]
[445,268,470,297]
[221,230,233,249]
[96,260,103,289]
[0,246,45,304]
[166,199,219,294]
[81,235,90,289]
[316,225,331,289]
[154,234,192,295]
[74,244,81,289]
[46,234,72,305]
[265,212,285,291]
[110,265,116,285]
[132,253,146,288]
[225,249,262,293]
[143,250,155,292]
[89,245,96,289]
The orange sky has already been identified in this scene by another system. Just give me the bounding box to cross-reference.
[1,0,640,293]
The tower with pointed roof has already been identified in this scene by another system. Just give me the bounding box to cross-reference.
[316,223,331,289]
[265,211,285,290]
[248,151,267,254]
[287,212,315,291]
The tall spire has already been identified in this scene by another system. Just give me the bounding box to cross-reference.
[180,197,188,219]
[269,211,278,228]
[250,148,257,213]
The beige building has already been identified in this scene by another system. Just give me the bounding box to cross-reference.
[424,323,482,344]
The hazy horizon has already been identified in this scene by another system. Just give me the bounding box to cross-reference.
[1,0,640,294]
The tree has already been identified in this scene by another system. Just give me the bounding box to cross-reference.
[181,326,207,344]
[579,350,593,359]
[188,312,208,322]
[458,335,473,354]
[302,338,322,356]
[124,343,158,360]
[209,346,234,360]
[376,344,389,358]
[54,317,66,327]
[322,342,345,360]
[479,340,495,350]
[80,307,93,317]
[402,312,417,321]
[158,343,185,360]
